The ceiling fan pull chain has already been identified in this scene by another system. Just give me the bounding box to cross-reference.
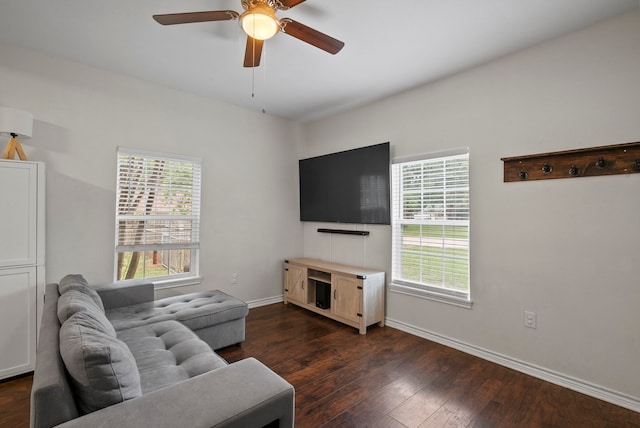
[251,36,256,98]
[261,44,267,114]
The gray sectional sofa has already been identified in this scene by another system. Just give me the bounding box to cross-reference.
[30,275,295,428]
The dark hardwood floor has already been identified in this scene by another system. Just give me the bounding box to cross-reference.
[0,374,31,428]
[2,302,639,427]
[220,304,639,427]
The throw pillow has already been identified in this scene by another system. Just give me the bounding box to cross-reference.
[57,290,116,336]
[60,311,141,413]
[58,274,105,312]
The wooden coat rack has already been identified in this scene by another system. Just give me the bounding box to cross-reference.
[501,141,640,182]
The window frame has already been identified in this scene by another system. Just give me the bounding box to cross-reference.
[114,147,202,288]
[390,148,472,308]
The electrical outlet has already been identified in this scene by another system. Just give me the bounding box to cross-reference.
[231,273,237,285]
[524,311,537,329]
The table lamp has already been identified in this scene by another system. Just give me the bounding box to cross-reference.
[0,107,34,161]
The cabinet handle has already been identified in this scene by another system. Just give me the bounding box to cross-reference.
[302,280,304,290]
[333,289,337,300]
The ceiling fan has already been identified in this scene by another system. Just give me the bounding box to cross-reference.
[153,0,345,68]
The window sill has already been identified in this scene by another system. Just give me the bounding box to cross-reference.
[390,282,473,309]
[152,276,203,290]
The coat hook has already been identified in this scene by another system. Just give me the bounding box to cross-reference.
[541,163,552,174]
[519,171,528,180]
[633,160,640,172]
[569,165,580,176]
[595,157,607,169]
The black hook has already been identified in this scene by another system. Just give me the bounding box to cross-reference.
[569,165,580,176]
[519,171,528,180]
[595,157,607,169]
[541,163,552,174]
[633,160,640,172]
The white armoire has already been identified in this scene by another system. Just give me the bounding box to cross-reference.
[0,159,45,380]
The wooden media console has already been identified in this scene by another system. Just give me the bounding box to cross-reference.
[283,258,385,335]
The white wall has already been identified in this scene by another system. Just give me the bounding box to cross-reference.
[301,11,640,406]
[0,42,303,302]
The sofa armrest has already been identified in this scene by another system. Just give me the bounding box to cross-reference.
[94,279,155,310]
[55,357,294,428]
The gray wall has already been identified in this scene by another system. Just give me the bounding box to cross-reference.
[301,11,640,406]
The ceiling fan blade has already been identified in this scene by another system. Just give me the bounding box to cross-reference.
[153,11,239,25]
[279,0,307,8]
[243,37,264,68]
[280,19,344,54]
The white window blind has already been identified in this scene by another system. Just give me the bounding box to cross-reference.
[391,150,470,304]
[115,148,201,284]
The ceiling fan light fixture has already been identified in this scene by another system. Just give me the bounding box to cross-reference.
[241,3,279,40]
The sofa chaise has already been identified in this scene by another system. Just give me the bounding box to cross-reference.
[30,275,295,428]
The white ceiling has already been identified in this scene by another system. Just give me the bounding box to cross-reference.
[0,0,638,122]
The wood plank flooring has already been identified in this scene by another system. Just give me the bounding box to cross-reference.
[0,374,31,427]
[1,302,639,427]
[219,304,639,427]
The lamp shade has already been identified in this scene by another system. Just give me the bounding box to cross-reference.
[0,107,33,139]
[241,3,279,40]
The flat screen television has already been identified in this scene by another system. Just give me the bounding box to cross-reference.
[299,142,391,225]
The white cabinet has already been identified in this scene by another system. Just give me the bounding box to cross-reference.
[0,160,45,380]
[283,258,385,335]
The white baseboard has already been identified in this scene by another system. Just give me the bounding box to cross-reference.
[247,294,283,309]
[385,317,640,413]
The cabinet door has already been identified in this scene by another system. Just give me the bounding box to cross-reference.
[332,274,362,323]
[0,267,37,380]
[285,264,306,303]
[0,162,38,268]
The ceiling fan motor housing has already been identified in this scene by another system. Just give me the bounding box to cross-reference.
[241,0,291,12]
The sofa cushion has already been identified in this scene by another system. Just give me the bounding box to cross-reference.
[116,320,228,393]
[106,302,175,330]
[106,290,248,332]
[59,311,142,413]
[57,290,115,336]
[58,274,105,312]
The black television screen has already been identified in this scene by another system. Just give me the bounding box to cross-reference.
[299,142,391,225]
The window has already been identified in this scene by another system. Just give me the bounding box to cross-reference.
[115,147,201,287]
[390,149,471,307]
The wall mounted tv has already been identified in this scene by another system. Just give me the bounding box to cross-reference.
[299,142,391,225]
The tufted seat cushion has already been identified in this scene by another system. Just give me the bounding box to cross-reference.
[116,320,228,394]
[106,290,249,332]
